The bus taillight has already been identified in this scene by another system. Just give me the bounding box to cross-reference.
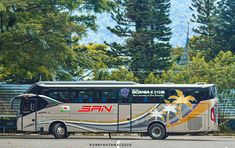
[211,107,216,122]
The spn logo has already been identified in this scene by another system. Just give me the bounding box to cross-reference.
[77,106,113,113]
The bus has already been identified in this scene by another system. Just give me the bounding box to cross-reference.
[10,81,218,139]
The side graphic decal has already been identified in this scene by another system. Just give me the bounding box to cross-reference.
[24,90,211,133]
[60,106,70,112]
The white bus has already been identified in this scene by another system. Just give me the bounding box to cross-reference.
[11,81,218,139]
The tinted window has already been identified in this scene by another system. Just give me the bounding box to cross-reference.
[210,86,217,98]
[100,90,118,103]
[165,87,212,102]
[47,90,70,103]
[22,99,36,116]
[78,90,93,103]
[70,89,119,103]
[93,90,102,103]
[37,97,48,110]
[181,88,207,101]
[39,86,215,103]
[70,89,93,103]
[118,87,212,103]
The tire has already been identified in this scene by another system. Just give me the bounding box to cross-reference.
[163,134,168,139]
[52,123,67,139]
[148,123,166,140]
[64,133,70,138]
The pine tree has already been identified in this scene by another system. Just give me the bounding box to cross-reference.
[190,0,216,36]
[107,0,172,81]
[189,0,217,58]
[214,0,235,53]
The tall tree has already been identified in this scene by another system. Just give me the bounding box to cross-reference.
[0,0,113,83]
[107,0,172,81]
[189,0,217,58]
[190,0,216,36]
[213,0,235,53]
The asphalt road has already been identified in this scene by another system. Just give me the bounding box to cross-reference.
[0,134,234,148]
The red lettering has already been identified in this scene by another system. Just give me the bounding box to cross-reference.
[91,106,102,112]
[77,106,91,112]
[77,106,113,113]
[103,106,112,112]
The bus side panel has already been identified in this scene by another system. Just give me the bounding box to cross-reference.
[22,113,36,132]
[37,111,48,132]
[37,104,69,132]
[131,104,156,132]
[168,102,210,133]
[186,103,209,133]
[68,103,118,132]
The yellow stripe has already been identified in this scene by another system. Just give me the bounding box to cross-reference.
[167,100,211,128]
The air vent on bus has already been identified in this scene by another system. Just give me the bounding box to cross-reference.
[187,117,203,130]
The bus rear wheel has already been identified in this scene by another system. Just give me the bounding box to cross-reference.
[52,123,67,139]
[148,123,166,140]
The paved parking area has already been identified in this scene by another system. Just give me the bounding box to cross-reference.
[0,135,234,148]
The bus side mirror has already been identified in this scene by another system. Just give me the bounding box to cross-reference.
[10,97,16,109]
[10,96,22,110]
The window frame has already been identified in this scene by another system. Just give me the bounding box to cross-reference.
[38,86,213,104]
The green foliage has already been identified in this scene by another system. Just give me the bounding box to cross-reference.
[0,0,113,83]
[148,51,235,90]
[108,67,138,82]
[213,0,235,53]
[93,67,138,82]
[209,51,235,89]
[93,69,111,80]
[144,73,161,84]
[189,0,218,59]
[66,43,124,80]
[190,0,216,36]
[190,0,235,59]
[107,0,172,81]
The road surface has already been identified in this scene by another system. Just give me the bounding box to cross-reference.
[0,134,234,148]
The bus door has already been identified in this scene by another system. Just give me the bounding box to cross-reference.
[21,97,37,132]
[118,104,131,132]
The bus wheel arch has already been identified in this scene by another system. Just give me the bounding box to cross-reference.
[49,121,68,139]
[147,121,167,140]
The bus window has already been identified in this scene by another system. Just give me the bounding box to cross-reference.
[210,86,217,98]
[47,90,70,103]
[179,88,207,102]
[22,100,36,116]
[37,97,48,110]
[78,90,93,103]
[93,91,102,103]
[131,96,165,103]
[101,90,118,103]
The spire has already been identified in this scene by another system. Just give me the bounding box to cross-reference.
[179,22,190,65]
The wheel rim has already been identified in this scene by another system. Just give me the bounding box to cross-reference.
[57,127,65,135]
[152,127,161,137]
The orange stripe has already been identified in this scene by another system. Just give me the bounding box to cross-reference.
[168,100,211,128]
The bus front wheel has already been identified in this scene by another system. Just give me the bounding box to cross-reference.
[52,123,68,139]
[148,123,166,140]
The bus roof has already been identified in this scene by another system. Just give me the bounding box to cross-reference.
[35,81,216,88]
